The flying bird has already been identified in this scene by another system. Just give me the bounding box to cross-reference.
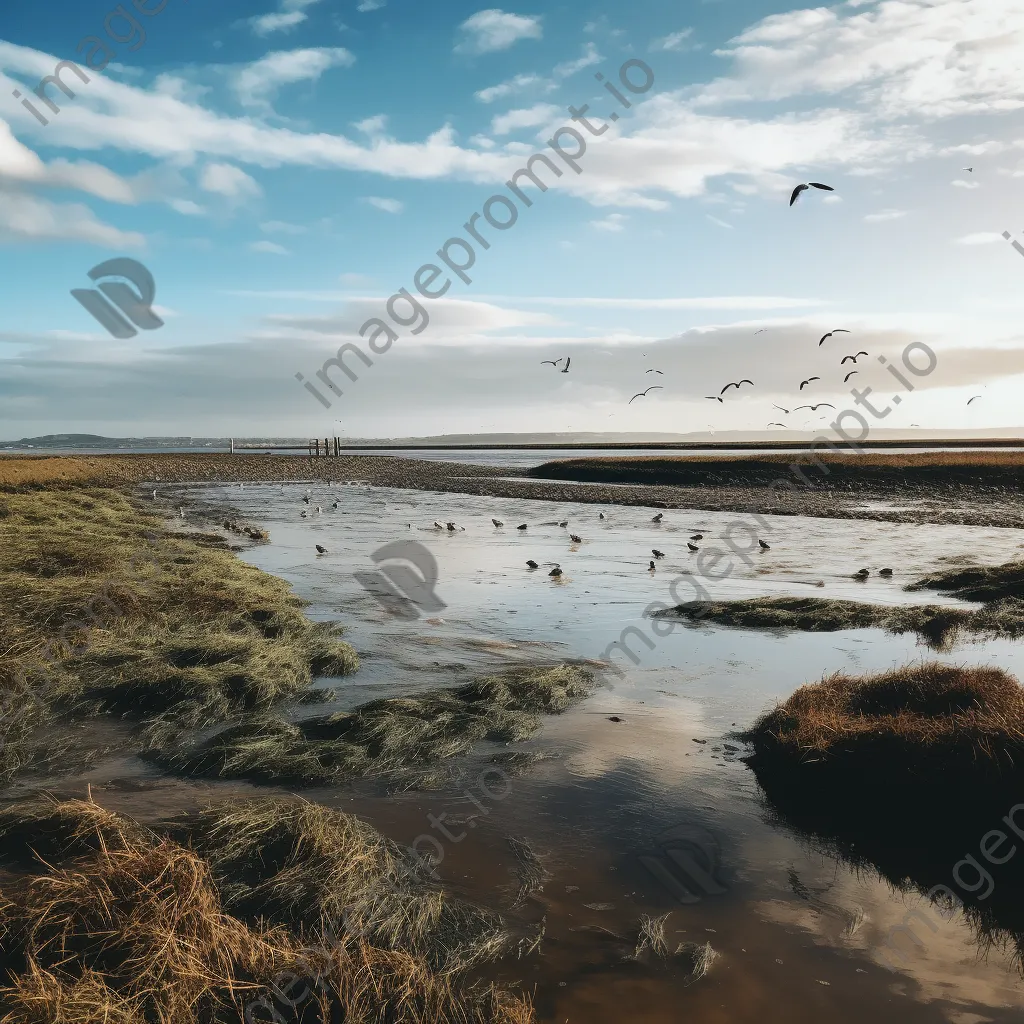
[560,357,571,374]
[963,167,973,172]
[967,395,982,405]
[799,377,820,390]
[721,379,754,394]
[819,329,850,346]
[705,396,724,403]
[790,182,835,206]
[794,403,835,412]
[843,370,859,383]
[841,351,868,364]
[541,358,564,367]
[754,328,769,335]
[629,386,664,404]
[645,369,664,375]
[767,422,787,428]
[772,404,790,414]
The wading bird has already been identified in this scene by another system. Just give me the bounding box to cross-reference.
[570,533,582,543]
[629,386,663,404]
[819,329,850,346]
[492,518,503,527]
[315,544,327,555]
[549,566,563,577]
[759,539,770,550]
[841,351,868,364]
[794,403,835,412]
[799,377,820,390]
[690,534,703,540]
[649,560,656,571]
[790,182,835,206]
[526,560,538,569]
[517,523,528,530]
[652,549,665,558]
[687,541,699,552]
[652,513,663,522]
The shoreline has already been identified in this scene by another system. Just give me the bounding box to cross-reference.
[4,453,1024,529]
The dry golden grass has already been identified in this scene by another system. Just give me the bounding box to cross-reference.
[744,661,1024,780]
[0,797,535,1024]
[0,488,357,779]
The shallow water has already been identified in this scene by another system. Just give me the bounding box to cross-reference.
[148,481,1024,1021]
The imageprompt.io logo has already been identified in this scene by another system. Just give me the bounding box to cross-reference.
[639,822,728,904]
[355,541,447,620]
[71,258,164,339]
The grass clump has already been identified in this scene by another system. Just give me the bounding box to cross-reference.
[151,665,594,787]
[179,798,510,973]
[0,797,535,1024]
[0,488,357,779]
[743,661,1024,786]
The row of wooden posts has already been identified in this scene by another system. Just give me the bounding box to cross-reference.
[228,437,345,456]
[309,437,343,457]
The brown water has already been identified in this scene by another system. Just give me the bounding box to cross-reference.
[40,482,1024,1021]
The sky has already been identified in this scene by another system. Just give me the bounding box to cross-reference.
[2,0,1024,439]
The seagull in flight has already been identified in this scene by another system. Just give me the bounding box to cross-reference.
[967,395,982,405]
[645,369,664,375]
[705,395,724,403]
[541,358,564,367]
[963,167,973,172]
[629,386,663,404]
[841,351,868,364]
[772,404,790,414]
[794,403,835,412]
[799,377,820,390]
[721,379,754,394]
[754,328,769,335]
[790,182,835,206]
[819,329,850,346]
[767,422,787,428]
[560,357,571,373]
[843,370,859,383]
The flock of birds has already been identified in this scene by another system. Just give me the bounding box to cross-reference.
[533,175,987,422]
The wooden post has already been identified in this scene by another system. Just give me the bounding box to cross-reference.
[230,438,234,454]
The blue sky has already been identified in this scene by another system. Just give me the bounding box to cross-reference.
[2,0,1024,438]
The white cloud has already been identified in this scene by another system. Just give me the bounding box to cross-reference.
[456,10,543,55]
[651,28,694,51]
[357,0,386,9]
[0,191,144,247]
[364,196,404,213]
[956,231,1003,245]
[199,163,262,200]
[951,178,980,189]
[246,0,323,36]
[552,41,602,77]
[706,214,733,229]
[490,103,559,135]
[475,73,547,104]
[340,272,374,287]
[864,208,907,223]
[249,240,290,254]
[231,47,355,108]
[352,114,388,134]
[170,198,205,215]
[590,213,627,232]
